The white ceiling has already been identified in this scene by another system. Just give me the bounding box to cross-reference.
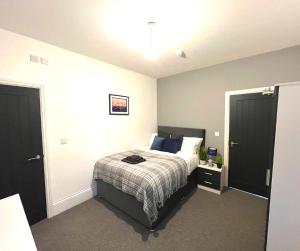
[0,0,300,78]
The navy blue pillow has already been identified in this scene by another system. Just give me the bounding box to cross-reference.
[162,138,181,154]
[171,133,183,150]
[150,136,165,151]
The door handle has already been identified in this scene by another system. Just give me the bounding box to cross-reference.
[27,154,41,162]
[230,141,239,147]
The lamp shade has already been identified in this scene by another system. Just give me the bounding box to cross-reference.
[208,147,217,157]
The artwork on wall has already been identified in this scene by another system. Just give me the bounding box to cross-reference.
[109,94,129,115]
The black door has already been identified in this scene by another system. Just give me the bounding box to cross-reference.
[0,84,47,225]
[229,92,277,197]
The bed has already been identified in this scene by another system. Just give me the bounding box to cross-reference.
[94,126,205,230]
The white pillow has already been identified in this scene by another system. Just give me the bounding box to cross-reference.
[148,133,158,146]
[181,137,203,154]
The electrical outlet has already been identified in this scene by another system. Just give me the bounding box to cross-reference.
[214,131,220,137]
[60,138,68,145]
[40,57,48,65]
[30,54,39,63]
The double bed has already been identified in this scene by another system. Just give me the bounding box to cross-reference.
[94,126,205,230]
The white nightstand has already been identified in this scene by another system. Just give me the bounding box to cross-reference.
[197,163,225,195]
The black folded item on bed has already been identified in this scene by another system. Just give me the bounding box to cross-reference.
[121,155,146,164]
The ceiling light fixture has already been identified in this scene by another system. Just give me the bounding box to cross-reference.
[144,21,158,60]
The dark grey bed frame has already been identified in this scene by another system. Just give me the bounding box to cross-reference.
[96,126,205,230]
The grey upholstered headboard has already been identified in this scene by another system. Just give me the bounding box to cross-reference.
[158,126,206,146]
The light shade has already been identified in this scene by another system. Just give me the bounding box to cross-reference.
[208,147,217,157]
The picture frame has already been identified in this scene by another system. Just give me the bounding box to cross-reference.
[109,94,129,115]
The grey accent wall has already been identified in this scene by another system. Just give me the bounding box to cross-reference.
[157,45,300,155]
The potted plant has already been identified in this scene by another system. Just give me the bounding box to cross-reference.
[199,147,208,165]
[215,154,223,169]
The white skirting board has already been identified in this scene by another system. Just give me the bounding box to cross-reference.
[52,187,94,216]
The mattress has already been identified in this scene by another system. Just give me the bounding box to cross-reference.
[138,146,198,175]
[94,149,189,223]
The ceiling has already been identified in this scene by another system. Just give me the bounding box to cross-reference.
[0,0,300,78]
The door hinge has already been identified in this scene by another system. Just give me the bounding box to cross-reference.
[266,169,271,186]
[262,87,274,96]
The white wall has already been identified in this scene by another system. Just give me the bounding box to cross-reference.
[267,83,300,250]
[0,28,157,216]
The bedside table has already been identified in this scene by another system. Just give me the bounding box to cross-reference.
[197,163,224,195]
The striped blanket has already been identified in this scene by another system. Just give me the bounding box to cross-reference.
[93,149,188,223]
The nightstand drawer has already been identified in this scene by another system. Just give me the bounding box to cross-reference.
[198,177,220,190]
[197,164,224,194]
[198,167,221,190]
[198,168,220,182]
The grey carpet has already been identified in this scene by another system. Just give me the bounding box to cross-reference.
[31,188,267,251]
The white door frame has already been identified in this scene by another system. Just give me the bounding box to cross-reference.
[0,78,53,218]
[223,86,274,186]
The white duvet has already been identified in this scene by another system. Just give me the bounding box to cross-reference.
[138,146,198,175]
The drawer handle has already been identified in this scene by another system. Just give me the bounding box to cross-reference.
[204,181,213,185]
[204,172,213,176]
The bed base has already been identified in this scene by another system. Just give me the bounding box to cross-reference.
[96,168,198,230]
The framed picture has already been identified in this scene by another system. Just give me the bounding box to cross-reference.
[109,94,129,115]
